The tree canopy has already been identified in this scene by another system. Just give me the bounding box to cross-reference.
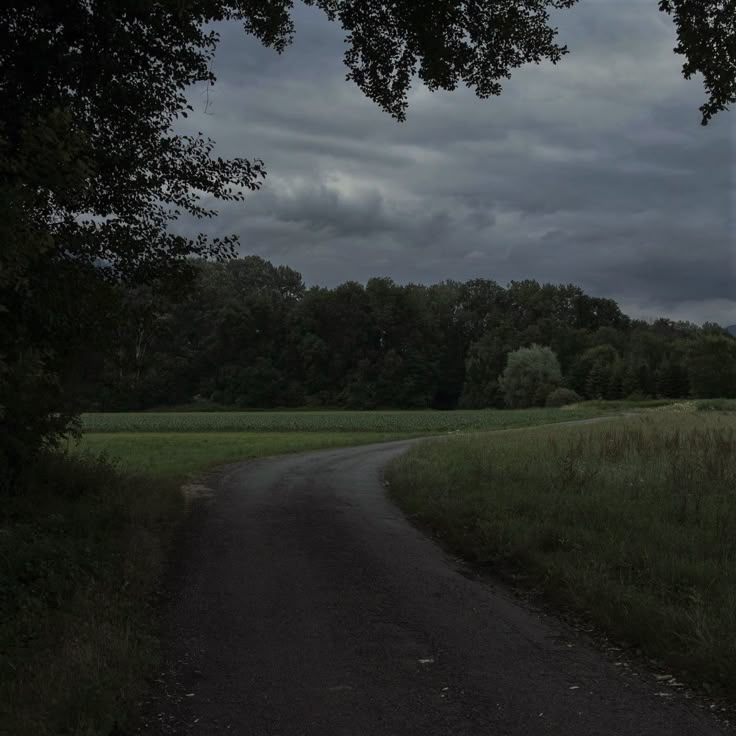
[498,344,563,408]
[78,257,736,411]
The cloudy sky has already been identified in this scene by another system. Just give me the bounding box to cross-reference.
[180,0,734,326]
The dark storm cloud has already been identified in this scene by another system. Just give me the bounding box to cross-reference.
[179,0,735,325]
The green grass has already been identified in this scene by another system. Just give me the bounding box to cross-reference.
[81,407,598,435]
[76,407,605,483]
[386,412,736,696]
[569,398,680,413]
[76,431,416,478]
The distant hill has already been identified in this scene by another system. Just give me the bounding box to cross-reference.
[728,325,736,336]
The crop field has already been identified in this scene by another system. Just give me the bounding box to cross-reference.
[81,407,595,435]
[386,411,736,696]
[77,408,601,479]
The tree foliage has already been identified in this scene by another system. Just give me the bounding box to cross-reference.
[688,335,736,398]
[498,344,563,408]
[659,0,736,125]
[79,257,736,411]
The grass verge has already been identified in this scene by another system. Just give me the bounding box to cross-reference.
[386,413,736,697]
[0,452,183,736]
[75,431,419,478]
[696,399,736,412]
[568,398,680,413]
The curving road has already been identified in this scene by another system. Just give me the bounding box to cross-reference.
[141,439,728,735]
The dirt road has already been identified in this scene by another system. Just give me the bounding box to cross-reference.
[141,439,727,735]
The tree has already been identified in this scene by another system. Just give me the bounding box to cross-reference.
[569,344,619,397]
[586,360,611,400]
[498,344,562,408]
[605,360,624,400]
[688,335,736,398]
[2,2,270,475]
[460,330,513,408]
[655,358,690,398]
[658,0,736,125]
[74,256,724,411]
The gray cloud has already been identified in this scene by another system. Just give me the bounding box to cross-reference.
[178,0,735,326]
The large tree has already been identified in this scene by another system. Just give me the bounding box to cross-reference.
[1,1,734,479]
[688,335,736,398]
[498,344,563,408]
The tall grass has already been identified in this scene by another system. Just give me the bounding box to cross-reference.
[0,452,183,735]
[386,414,736,694]
[696,398,736,412]
[569,398,679,412]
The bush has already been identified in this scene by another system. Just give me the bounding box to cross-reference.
[545,387,582,407]
[0,353,80,493]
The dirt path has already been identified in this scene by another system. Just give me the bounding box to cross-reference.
[140,439,727,735]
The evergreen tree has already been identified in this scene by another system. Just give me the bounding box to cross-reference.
[688,335,736,398]
[586,361,611,400]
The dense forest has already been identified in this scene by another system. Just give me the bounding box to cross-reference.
[80,256,736,411]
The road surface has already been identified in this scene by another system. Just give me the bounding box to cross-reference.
[141,439,728,735]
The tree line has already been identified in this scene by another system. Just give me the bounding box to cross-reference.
[80,256,736,411]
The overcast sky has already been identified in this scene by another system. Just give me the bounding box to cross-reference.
[179,0,735,326]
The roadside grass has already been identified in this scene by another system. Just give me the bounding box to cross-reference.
[569,398,679,413]
[696,398,736,412]
[386,412,736,696]
[0,452,183,736]
[75,431,419,478]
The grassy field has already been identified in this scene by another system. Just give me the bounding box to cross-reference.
[568,398,680,413]
[77,407,599,480]
[386,411,736,696]
[77,431,416,477]
[81,407,596,435]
